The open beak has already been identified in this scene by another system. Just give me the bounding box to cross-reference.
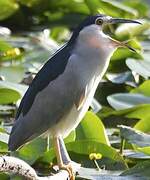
[105,17,142,52]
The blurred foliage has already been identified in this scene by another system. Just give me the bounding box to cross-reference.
[0,0,150,179]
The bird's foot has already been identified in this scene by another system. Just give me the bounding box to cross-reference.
[60,163,75,180]
[60,162,81,180]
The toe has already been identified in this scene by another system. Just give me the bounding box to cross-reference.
[60,164,75,180]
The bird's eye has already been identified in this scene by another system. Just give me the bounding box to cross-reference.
[95,18,103,25]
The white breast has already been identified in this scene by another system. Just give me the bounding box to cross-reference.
[46,25,116,138]
[48,75,100,138]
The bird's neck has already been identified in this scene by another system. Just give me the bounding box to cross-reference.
[73,25,116,79]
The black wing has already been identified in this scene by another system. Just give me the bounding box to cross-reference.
[16,43,72,119]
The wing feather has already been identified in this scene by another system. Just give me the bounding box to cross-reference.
[16,44,72,118]
[8,43,75,151]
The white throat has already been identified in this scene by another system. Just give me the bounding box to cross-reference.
[79,24,115,50]
[74,24,116,79]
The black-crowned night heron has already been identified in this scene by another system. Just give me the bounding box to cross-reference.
[8,14,140,179]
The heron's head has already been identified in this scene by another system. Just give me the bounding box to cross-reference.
[70,14,141,51]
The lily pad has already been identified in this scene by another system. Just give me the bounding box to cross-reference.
[123,150,150,159]
[0,81,27,96]
[0,141,8,153]
[106,71,135,85]
[76,111,110,146]
[98,104,150,133]
[0,65,25,83]
[126,58,150,78]
[41,140,126,165]
[121,161,150,179]
[119,125,150,147]
[17,138,47,165]
[137,147,150,156]
[107,93,150,110]
[0,88,21,104]
[131,80,150,96]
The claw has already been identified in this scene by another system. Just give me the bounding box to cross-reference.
[60,163,75,180]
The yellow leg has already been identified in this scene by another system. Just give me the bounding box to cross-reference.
[53,136,63,166]
[53,136,75,180]
[58,136,71,164]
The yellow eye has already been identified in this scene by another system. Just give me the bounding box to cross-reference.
[95,18,103,25]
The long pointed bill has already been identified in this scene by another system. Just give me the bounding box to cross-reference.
[106,18,141,52]
[108,18,142,25]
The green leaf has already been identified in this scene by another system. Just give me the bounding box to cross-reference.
[121,161,150,178]
[124,149,150,160]
[76,111,110,146]
[107,93,150,110]
[0,105,15,111]
[66,140,125,163]
[40,147,55,163]
[85,0,137,17]
[106,71,134,84]
[43,0,89,15]
[85,0,103,14]
[101,0,137,17]
[115,19,150,40]
[119,125,150,147]
[0,65,25,83]
[17,138,47,165]
[0,132,9,144]
[64,130,76,143]
[0,81,27,96]
[0,127,7,133]
[0,88,21,104]
[0,141,8,153]
[123,1,149,17]
[19,0,42,7]
[0,81,27,104]
[126,58,150,78]
[0,173,9,179]
[109,47,142,73]
[137,147,150,156]
[41,140,126,165]
[0,39,12,51]
[125,105,150,133]
[98,104,150,133]
[111,48,133,62]
[131,80,150,96]
[111,39,142,61]
[77,167,123,180]
[0,0,19,20]
[127,105,150,132]
[50,26,70,43]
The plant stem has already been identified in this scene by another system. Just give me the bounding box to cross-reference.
[120,137,125,155]
[94,160,101,171]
